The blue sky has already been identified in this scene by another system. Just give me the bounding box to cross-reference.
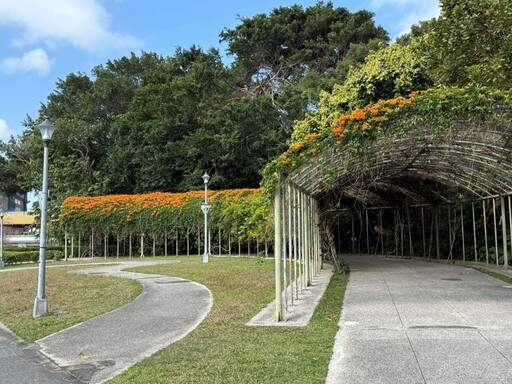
[0,0,440,143]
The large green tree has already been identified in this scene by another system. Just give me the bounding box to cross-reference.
[425,0,512,88]
[220,1,388,123]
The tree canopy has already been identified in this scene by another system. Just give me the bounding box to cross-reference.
[3,0,512,207]
[424,0,512,88]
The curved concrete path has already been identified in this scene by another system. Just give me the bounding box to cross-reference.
[327,254,512,384]
[34,261,212,383]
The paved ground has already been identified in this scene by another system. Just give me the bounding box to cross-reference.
[327,254,512,384]
[0,323,80,384]
[0,260,212,384]
[247,265,332,326]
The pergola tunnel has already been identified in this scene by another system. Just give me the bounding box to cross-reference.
[332,195,512,266]
[267,88,512,322]
[271,192,512,323]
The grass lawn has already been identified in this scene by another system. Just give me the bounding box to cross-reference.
[0,256,348,383]
[0,263,142,342]
[108,257,348,384]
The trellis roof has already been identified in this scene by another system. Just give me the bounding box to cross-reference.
[265,88,512,206]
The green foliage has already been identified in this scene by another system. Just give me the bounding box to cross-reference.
[328,42,432,110]
[291,42,432,141]
[3,247,64,265]
[424,0,512,88]
[221,1,388,122]
[395,19,436,46]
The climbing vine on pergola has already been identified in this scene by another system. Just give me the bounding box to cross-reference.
[59,189,272,257]
[263,86,512,321]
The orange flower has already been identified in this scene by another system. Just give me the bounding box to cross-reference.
[350,108,366,121]
[338,116,348,126]
[304,133,319,141]
[289,142,305,151]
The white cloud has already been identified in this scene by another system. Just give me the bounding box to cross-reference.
[0,48,53,75]
[0,0,140,53]
[370,0,441,39]
[0,119,16,143]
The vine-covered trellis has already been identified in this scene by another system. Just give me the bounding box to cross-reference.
[59,189,272,258]
[264,86,512,321]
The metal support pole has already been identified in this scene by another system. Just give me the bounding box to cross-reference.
[281,185,287,311]
[448,205,452,259]
[104,231,108,259]
[304,193,310,287]
[407,206,413,257]
[0,212,4,267]
[483,200,489,264]
[501,196,508,268]
[365,208,370,254]
[274,178,284,321]
[176,227,179,256]
[380,209,384,255]
[435,206,440,260]
[351,213,355,254]
[493,198,499,265]
[509,196,512,260]
[421,206,426,258]
[472,202,477,262]
[461,204,465,262]
[287,184,293,306]
[64,227,68,261]
[187,227,190,256]
[293,187,298,300]
[129,232,132,258]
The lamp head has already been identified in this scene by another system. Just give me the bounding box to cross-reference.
[202,172,210,184]
[37,118,56,142]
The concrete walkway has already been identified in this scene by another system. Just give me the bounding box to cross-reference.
[1,261,212,384]
[0,323,80,384]
[327,254,512,384]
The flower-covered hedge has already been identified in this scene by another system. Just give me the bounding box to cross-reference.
[60,188,271,241]
[262,86,512,191]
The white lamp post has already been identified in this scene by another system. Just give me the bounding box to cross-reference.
[201,172,211,263]
[33,117,56,317]
[0,209,4,268]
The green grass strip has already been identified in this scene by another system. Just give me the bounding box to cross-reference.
[109,257,348,384]
[474,267,512,284]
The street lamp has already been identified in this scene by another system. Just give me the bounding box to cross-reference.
[0,209,4,268]
[201,172,211,263]
[33,117,56,317]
